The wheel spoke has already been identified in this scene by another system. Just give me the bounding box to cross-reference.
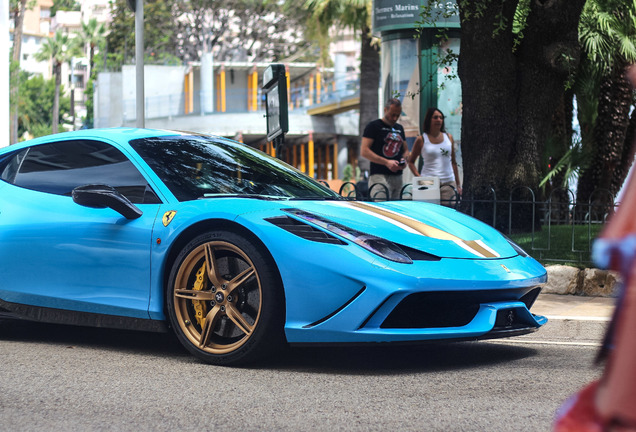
[175,288,216,301]
[204,244,223,287]
[227,267,255,295]
[199,306,222,349]
[226,304,253,336]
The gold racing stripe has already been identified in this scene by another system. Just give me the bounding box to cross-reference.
[345,201,499,258]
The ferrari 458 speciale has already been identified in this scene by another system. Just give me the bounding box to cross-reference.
[0,129,547,365]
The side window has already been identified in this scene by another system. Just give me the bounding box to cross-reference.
[11,140,161,204]
[0,149,28,184]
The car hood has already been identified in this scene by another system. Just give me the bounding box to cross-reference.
[248,199,520,260]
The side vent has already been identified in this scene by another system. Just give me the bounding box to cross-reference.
[400,245,441,261]
[265,216,347,245]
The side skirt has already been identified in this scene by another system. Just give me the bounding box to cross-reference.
[0,298,168,333]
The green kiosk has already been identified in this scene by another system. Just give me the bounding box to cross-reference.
[372,0,462,149]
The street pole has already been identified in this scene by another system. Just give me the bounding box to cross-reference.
[135,0,144,128]
[70,58,75,130]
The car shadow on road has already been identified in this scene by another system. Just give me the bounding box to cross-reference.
[0,318,189,359]
[256,342,539,374]
[0,318,538,372]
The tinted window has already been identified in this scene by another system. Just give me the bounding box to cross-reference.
[10,140,160,204]
[130,135,341,202]
[0,149,28,184]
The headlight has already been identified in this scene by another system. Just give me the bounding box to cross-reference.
[504,235,529,257]
[284,209,413,264]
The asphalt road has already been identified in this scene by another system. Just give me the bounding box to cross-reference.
[0,319,603,432]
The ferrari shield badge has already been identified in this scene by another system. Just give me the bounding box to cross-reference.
[162,210,177,227]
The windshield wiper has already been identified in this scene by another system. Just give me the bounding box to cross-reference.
[289,196,343,201]
[200,193,290,200]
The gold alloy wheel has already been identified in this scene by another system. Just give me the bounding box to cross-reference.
[172,240,263,355]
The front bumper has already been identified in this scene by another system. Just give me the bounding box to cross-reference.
[282,253,548,344]
[286,291,547,344]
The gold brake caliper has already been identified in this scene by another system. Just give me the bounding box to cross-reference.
[192,263,208,327]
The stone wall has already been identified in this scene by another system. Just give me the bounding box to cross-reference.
[543,265,621,297]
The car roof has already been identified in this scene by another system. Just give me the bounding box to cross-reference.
[1,128,200,153]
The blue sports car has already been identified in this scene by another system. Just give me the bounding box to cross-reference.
[0,128,547,365]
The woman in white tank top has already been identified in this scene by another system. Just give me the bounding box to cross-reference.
[407,108,462,205]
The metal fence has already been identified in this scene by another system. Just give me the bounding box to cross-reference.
[331,181,618,266]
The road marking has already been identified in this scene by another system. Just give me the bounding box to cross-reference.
[545,315,611,322]
[491,339,601,347]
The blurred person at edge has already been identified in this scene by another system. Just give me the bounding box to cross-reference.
[553,65,636,432]
[361,98,408,200]
[407,107,462,206]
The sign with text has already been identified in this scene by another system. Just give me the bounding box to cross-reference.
[372,0,459,34]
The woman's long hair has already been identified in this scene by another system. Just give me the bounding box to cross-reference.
[422,108,446,134]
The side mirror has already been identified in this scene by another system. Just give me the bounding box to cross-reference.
[72,184,143,220]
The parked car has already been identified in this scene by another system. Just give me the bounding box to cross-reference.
[0,128,548,365]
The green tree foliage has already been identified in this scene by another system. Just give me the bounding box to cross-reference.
[34,30,81,134]
[301,0,378,170]
[79,17,107,77]
[50,0,80,16]
[574,0,636,204]
[76,18,106,127]
[106,0,179,68]
[174,0,310,63]
[15,71,70,139]
[106,0,310,66]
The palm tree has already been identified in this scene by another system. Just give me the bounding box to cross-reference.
[302,0,379,173]
[78,17,106,79]
[34,31,81,134]
[575,0,636,205]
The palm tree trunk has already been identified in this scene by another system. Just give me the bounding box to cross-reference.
[613,95,636,196]
[89,44,95,78]
[10,0,28,144]
[577,65,632,204]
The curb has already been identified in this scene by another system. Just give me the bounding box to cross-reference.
[544,265,620,297]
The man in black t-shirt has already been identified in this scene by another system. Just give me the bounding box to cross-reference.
[361,98,408,200]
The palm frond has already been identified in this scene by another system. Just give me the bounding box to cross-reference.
[540,140,592,189]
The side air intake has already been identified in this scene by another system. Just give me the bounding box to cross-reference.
[265,216,347,245]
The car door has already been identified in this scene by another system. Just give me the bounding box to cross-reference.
[0,139,162,319]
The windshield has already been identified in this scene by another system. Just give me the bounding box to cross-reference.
[130,135,341,202]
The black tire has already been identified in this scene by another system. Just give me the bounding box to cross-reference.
[166,230,285,365]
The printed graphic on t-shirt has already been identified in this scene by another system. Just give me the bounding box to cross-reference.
[383,130,402,158]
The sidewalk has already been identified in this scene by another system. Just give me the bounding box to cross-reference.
[505,294,618,346]
[533,293,616,321]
